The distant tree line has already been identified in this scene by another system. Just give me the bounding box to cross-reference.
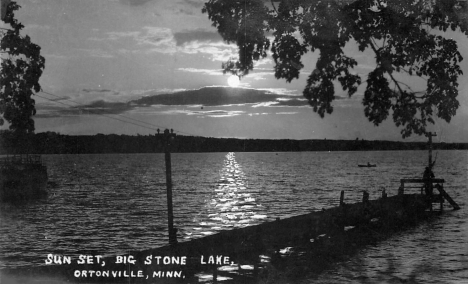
[0,131,466,154]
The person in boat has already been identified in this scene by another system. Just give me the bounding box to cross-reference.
[423,167,435,196]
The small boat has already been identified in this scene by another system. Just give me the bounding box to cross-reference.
[0,154,48,202]
[358,163,377,167]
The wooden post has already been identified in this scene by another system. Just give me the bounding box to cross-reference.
[381,188,387,199]
[362,190,369,203]
[398,181,404,195]
[426,132,437,169]
[212,265,218,283]
[339,190,344,206]
[164,129,177,245]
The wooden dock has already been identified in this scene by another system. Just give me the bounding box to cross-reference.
[1,183,460,284]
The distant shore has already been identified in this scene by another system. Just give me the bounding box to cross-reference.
[1,131,467,154]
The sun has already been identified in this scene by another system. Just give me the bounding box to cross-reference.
[227,75,240,88]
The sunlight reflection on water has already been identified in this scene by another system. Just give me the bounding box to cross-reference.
[186,152,268,240]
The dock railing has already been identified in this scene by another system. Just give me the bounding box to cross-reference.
[399,178,460,210]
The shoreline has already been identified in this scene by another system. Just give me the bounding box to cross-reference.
[1,132,467,154]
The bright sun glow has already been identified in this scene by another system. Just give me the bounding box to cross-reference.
[227,75,240,87]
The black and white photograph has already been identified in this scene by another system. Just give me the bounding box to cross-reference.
[1,0,467,283]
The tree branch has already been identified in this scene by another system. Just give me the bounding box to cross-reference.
[394,79,415,92]
[368,40,406,96]
[370,37,381,50]
[270,0,278,14]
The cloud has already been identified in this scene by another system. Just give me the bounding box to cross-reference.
[173,29,222,46]
[75,100,133,114]
[35,106,79,118]
[82,89,115,93]
[275,112,299,115]
[248,112,269,116]
[129,86,298,107]
[249,98,309,108]
[254,57,274,67]
[119,0,154,6]
[257,88,300,96]
[36,99,133,118]
[97,27,175,54]
[137,27,176,51]
[182,0,204,8]
[177,68,224,76]
[157,109,244,117]
[43,54,68,60]
[116,0,203,16]
[106,31,141,40]
[245,71,274,81]
[35,87,308,119]
[47,95,72,102]
[172,0,207,15]
[78,89,123,101]
[251,102,279,108]
[203,110,244,117]
[96,27,236,60]
[76,48,114,58]
[275,99,309,107]
[178,41,238,61]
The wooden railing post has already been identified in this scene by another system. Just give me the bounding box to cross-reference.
[398,181,404,195]
[213,265,218,283]
[381,187,387,199]
[362,190,369,203]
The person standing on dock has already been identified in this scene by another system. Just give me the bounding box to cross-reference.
[423,167,435,196]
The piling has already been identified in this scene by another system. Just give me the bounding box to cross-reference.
[164,129,177,246]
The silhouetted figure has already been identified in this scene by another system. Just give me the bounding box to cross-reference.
[423,167,435,196]
[423,167,434,179]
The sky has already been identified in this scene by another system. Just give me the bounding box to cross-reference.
[1,0,468,142]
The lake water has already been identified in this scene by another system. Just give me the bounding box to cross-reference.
[0,150,467,283]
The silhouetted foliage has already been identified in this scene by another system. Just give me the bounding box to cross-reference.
[0,1,45,134]
[202,0,467,138]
